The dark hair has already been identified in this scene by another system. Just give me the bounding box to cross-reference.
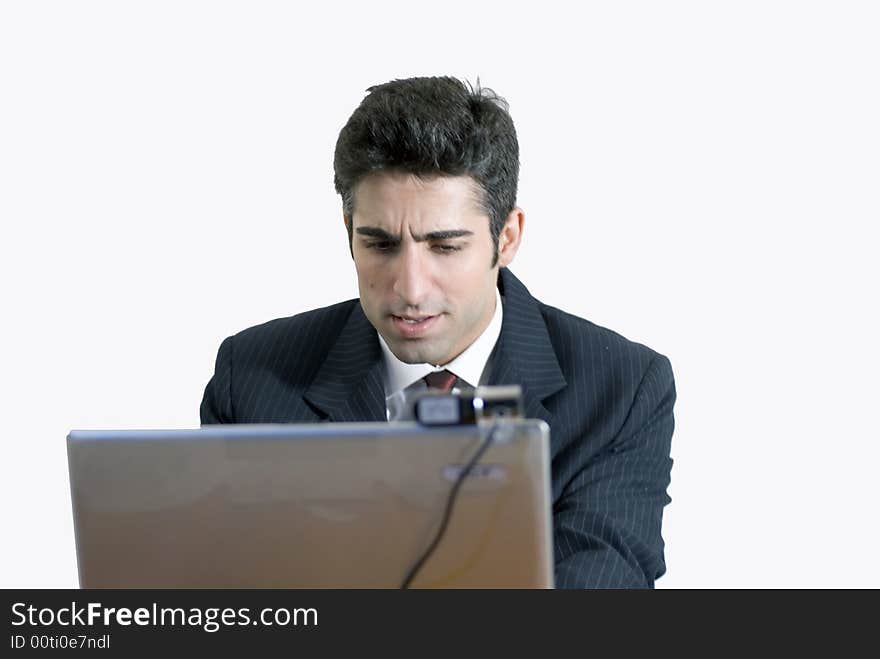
[333,76,519,265]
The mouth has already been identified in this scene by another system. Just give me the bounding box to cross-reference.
[390,314,440,338]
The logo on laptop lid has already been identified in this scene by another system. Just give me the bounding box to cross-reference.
[442,464,507,482]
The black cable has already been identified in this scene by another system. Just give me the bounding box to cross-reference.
[399,422,499,589]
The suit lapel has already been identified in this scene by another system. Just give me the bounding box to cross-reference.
[303,269,567,426]
[488,269,567,427]
[303,302,386,422]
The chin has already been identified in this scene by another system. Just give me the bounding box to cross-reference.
[388,341,443,366]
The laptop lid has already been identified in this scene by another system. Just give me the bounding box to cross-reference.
[67,420,553,588]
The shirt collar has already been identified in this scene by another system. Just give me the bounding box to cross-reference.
[378,288,503,396]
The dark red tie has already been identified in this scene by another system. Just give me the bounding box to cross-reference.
[423,369,458,392]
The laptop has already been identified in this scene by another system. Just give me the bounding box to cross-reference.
[67,420,554,588]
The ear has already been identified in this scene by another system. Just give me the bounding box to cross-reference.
[496,207,525,268]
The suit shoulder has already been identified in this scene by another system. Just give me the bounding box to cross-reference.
[229,298,359,354]
[537,302,670,374]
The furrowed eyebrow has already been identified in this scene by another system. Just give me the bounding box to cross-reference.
[354,227,473,242]
[355,227,400,243]
[420,230,473,241]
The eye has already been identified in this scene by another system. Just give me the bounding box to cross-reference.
[431,243,462,254]
[365,241,394,251]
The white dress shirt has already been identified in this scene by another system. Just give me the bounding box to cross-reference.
[379,289,503,420]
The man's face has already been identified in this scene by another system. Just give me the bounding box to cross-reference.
[349,171,521,366]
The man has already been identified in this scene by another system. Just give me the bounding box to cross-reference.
[201,76,675,588]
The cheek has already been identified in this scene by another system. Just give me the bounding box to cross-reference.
[355,264,384,301]
[443,272,478,305]
[354,260,374,286]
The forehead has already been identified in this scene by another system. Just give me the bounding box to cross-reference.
[351,171,487,229]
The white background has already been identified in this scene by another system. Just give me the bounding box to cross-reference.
[1,1,878,588]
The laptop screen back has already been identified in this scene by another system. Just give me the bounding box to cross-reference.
[67,420,553,588]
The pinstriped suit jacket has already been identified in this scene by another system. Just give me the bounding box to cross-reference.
[201,268,675,588]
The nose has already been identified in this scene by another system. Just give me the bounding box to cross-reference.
[392,243,431,308]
